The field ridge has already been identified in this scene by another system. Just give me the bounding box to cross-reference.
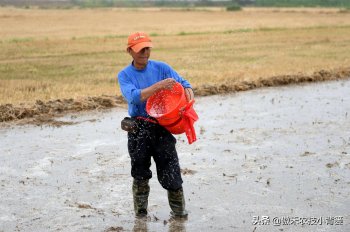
[1,67,349,126]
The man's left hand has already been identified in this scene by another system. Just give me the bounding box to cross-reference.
[185,88,194,102]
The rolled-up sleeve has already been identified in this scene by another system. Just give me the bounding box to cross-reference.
[117,71,142,105]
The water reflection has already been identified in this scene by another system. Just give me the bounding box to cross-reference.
[168,217,187,232]
[132,217,187,232]
[132,217,148,232]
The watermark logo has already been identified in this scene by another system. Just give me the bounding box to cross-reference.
[252,216,344,226]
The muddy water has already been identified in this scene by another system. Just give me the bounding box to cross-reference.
[1,80,349,232]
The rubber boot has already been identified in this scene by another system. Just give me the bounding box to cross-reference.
[132,179,150,217]
[168,187,188,219]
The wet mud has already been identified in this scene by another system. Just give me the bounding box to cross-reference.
[1,79,349,231]
[1,67,349,126]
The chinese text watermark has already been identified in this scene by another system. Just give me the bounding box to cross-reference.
[252,216,344,226]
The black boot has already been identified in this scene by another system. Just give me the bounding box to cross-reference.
[168,187,188,219]
[132,179,150,217]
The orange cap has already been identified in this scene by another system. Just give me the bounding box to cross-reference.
[127,32,152,53]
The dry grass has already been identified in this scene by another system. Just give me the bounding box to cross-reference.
[1,7,349,40]
[0,7,350,105]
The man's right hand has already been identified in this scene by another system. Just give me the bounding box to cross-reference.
[140,78,176,102]
[157,78,176,90]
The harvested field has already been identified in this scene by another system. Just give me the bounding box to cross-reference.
[0,7,350,123]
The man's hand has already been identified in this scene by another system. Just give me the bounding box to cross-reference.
[157,78,176,90]
[140,78,194,102]
[140,78,176,102]
[184,88,194,102]
[159,79,194,102]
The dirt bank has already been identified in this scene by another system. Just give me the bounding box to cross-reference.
[1,67,349,125]
[0,96,125,126]
[193,67,350,96]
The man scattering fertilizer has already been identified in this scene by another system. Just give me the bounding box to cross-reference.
[117,32,194,218]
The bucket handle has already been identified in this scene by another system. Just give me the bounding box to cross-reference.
[179,100,195,116]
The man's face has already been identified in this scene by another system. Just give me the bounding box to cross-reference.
[129,47,151,69]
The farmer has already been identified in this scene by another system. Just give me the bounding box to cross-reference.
[117,32,194,218]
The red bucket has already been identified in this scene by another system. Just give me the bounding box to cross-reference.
[146,83,187,131]
[162,117,187,134]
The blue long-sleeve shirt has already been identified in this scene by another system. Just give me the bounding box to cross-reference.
[117,60,192,117]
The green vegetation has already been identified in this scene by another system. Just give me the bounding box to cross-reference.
[226,2,242,11]
[2,0,350,9]
[69,0,233,8]
[71,0,114,8]
[255,0,350,7]
[69,0,350,8]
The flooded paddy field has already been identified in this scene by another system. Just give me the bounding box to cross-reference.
[1,80,349,232]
